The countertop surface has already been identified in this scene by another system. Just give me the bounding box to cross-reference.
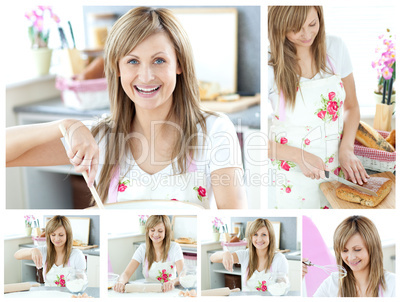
[31,285,99,298]
[19,243,100,256]
[14,98,260,129]
[229,290,300,296]
[207,248,301,261]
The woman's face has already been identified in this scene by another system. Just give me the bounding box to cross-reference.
[118,31,182,113]
[252,226,270,250]
[286,7,320,50]
[50,226,67,248]
[148,222,166,244]
[341,233,370,274]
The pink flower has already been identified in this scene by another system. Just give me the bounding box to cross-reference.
[261,285,267,291]
[328,92,336,101]
[170,265,173,269]
[285,187,291,193]
[327,101,338,115]
[262,281,266,285]
[340,82,343,88]
[157,277,162,281]
[304,138,310,145]
[382,66,393,80]
[340,101,343,107]
[162,269,166,273]
[197,186,206,197]
[328,157,334,163]
[332,113,338,122]
[334,167,341,176]
[256,287,261,291]
[280,161,290,171]
[169,274,172,277]
[163,274,167,278]
[55,281,59,285]
[323,206,329,209]
[171,199,178,201]
[60,275,64,279]
[280,137,288,144]
[118,184,127,192]
[317,110,326,119]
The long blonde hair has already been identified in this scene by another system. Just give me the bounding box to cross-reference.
[333,216,386,297]
[268,6,332,109]
[245,218,276,280]
[45,216,73,274]
[145,215,172,270]
[92,7,213,203]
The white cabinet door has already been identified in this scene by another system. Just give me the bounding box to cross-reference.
[288,260,301,291]
[86,255,100,287]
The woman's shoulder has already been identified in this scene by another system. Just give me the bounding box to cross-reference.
[202,112,236,133]
[273,252,287,261]
[384,270,396,283]
[326,35,347,52]
[70,248,84,257]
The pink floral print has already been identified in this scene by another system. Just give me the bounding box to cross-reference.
[256,280,267,292]
[193,186,207,201]
[157,269,172,283]
[315,91,343,123]
[55,274,66,287]
[118,180,130,192]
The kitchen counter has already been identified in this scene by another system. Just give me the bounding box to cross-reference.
[13,97,260,129]
[4,285,99,298]
[19,243,100,256]
[229,290,300,296]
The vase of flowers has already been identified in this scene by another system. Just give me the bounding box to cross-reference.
[24,215,35,236]
[25,6,60,75]
[212,217,223,242]
[138,215,149,234]
[372,29,396,112]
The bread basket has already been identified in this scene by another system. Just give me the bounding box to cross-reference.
[221,240,248,252]
[354,130,396,173]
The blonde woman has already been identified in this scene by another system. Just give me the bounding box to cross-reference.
[6,7,247,209]
[268,6,369,209]
[210,218,288,292]
[114,215,184,293]
[303,216,396,297]
[14,216,86,286]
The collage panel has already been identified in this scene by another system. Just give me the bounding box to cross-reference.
[201,215,301,296]
[267,4,396,209]
[107,213,197,298]
[302,212,396,297]
[3,213,100,298]
[6,4,261,210]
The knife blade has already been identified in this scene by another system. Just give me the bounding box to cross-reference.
[325,171,378,197]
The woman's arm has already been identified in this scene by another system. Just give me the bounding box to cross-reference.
[14,248,42,268]
[113,259,140,293]
[268,141,327,180]
[162,259,184,292]
[339,73,369,185]
[6,119,100,187]
[210,251,239,272]
[212,167,248,209]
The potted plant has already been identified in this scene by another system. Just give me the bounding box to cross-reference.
[25,6,60,75]
[372,29,396,112]
[138,215,149,234]
[212,217,223,242]
[24,215,35,236]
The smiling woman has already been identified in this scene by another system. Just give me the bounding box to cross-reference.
[5,6,247,209]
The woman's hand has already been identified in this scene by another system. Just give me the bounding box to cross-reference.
[222,251,234,272]
[339,146,369,185]
[31,248,43,269]
[162,280,175,292]
[302,258,309,279]
[113,281,126,293]
[296,151,327,180]
[64,120,99,187]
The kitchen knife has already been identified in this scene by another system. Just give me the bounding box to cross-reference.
[325,171,377,197]
[201,287,240,296]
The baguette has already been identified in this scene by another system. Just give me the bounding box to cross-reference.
[355,121,395,152]
[385,129,396,149]
[175,237,195,244]
[335,177,392,207]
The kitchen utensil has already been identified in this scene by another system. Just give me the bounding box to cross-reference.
[267,272,290,296]
[125,283,162,293]
[179,265,197,290]
[4,282,40,293]
[324,171,377,197]
[320,172,395,209]
[58,124,104,209]
[58,27,69,49]
[303,260,347,279]
[108,273,119,289]
[66,269,88,294]
[374,79,393,131]
[68,21,76,48]
[201,287,240,296]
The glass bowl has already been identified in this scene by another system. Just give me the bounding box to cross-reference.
[267,272,290,296]
[179,265,197,290]
[66,269,88,294]
[108,273,119,289]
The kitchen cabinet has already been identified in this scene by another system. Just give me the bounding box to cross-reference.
[13,98,260,209]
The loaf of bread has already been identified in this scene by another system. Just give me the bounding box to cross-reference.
[229,236,240,243]
[335,177,392,207]
[355,121,395,152]
[75,56,105,81]
[385,129,396,149]
[175,237,195,244]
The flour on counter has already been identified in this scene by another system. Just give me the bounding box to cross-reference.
[268,282,288,296]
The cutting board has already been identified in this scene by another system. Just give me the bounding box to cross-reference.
[320,172,395,209]
[201,95,260,113]
[73,245,98,250]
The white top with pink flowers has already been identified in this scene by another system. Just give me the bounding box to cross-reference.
[269,35,353,112]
